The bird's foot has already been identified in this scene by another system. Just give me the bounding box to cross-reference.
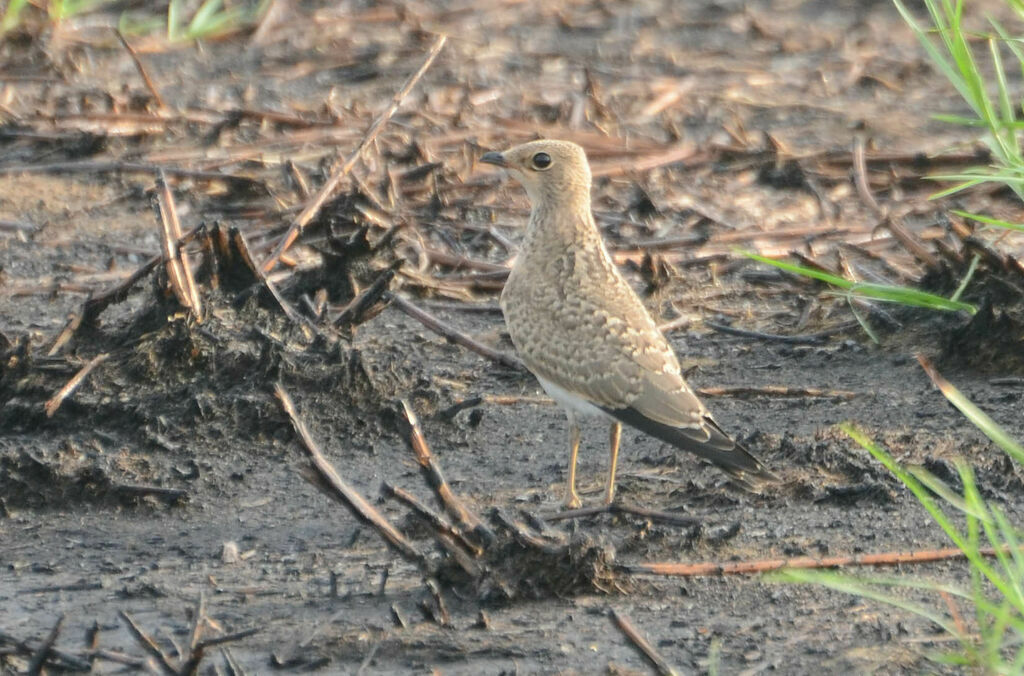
[563,492,582,509]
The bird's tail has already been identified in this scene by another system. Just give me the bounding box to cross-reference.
[606,407,778,486]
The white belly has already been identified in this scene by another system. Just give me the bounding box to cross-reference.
[537,375,610,419]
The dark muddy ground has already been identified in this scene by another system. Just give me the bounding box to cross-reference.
[3,0,1024,673]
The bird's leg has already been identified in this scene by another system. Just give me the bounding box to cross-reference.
[604,421,621,505]
[564,413,582,508]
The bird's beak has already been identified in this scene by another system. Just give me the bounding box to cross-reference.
[480,151,507,167]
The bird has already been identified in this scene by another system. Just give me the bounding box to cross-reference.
[480,139,776,508]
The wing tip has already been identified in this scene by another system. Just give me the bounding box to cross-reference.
[604,405,779,484]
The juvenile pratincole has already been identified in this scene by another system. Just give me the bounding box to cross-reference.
[481,139,776,508]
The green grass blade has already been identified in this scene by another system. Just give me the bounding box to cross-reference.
[846,296,880,344]
[770,568,966,640]
[168,0,183,40]
[742,250,976,314]
[842,423,1013,597]
[951,209,1024,232]
[917,356,1024,465]
[848,283,976,313]
[739,251,853,288]
[950,253,980,303]
[1,0,30,33]
[907,464,989,520]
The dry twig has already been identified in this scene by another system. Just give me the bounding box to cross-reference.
[696,385,861,400]
[118,611,178,676]
[388,293,524,370]
[609,608,679,676]
[274,384,427,567]
[26,613,64,676]
[624,545,1017,577]
[399,399,495,544]
[156,172,202,318]
[262,34,447,272]
[115,29,165,108]
[44,353,110,417]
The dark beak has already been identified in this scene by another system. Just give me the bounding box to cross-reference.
[480,151,507,167]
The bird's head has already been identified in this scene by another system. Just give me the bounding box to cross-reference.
[480,139,592,209]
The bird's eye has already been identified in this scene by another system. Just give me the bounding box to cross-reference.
[531,152,552,170]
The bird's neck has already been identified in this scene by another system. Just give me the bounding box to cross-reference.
[522,197,605,258]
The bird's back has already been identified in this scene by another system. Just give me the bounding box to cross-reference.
[501,209,686,414]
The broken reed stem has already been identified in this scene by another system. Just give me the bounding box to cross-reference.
[274,384,427,568]
[852,133,883,217]
[25,613,64,676]
[625,545,1017,577]
[195,628,260,650]
[156,171,202,318]
[178,592,207,675]
[44,353,110,417]
[75,224,202,332]
[333,267,397,327]
[388,293,524,370]
[424,578,452,627]
[696,385,860,400]
[884,215,940,270]
[114,29,165,109]
[609,609,679,676]
[118,611,178,676]
[399,399,495,544]
[262,34,447,273]
[704,320,859,345]
[381,482,482,557]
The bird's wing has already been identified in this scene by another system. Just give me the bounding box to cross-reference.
[514,290,776,481]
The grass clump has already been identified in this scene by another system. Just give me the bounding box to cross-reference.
[1,0,269,42]
[769,4,1024,669]
[772,383,1024,671]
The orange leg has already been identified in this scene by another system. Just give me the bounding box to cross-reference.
[603,422,621,505]
[564,414,582,508]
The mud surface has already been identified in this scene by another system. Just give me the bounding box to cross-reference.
[2,0,1024,673]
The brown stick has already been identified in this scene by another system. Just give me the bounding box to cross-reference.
[118,611,179,676]
[0,627,91,672]
[230,228,310,330]
[704,319,859,344]
[178,592,206,676]
[274,384,427,568]
[852,134,884,217]
[333,267,396,327]
[26,613,64,676]
[44,353,110,417]
[399,399,495,545]
[114,29,165,109]
[424,579,452,627]
[262,35,447,273]
[696,385,860,400]
[490,508,568,555]
[79,224,202,327]
[388,293,524,370]
[884,215,940,270]
[195,628,260,650]
[0,161,261,186]
[156,171,202,318]
[381,482,482,557]
[624,546,1014,577]
[609,609,679,676]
